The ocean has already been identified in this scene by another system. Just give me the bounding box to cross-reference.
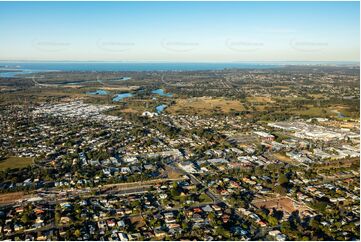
[0,61,357,78]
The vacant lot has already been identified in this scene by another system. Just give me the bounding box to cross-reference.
[130,216,146,229]
[0,192,25,205]
[0,157,33,171]
[253,196,296,214]
[165,166,183,179]
[167,97,245,115]
[252,196,312,216]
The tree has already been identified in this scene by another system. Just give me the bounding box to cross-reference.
[208,212,216,221]
[181,221,188,230]
[21,212,30,224]
[267,215,278,226]
[170,188,180,198]
[199,193,209,202]
[278,174,289,186]
[55,206,61,225]
[74,229,81,238]
[274,185,287,196]
[280,221,291,234]
[311,200,327,212]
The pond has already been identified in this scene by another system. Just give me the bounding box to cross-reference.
[156,104,167,113]
[119,77,131,81]
[152,89,173,97]
[86,89,109,95]
[113,93,133,102]
[337,112,346,118]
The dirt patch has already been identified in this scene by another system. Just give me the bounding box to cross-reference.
[252,196,312,216]
[165,166,183,179]
[121,108,139,113]
[0,192,25,205]
[130,216,146,229]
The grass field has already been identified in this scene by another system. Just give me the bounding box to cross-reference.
[167,97,245,115]
[165,166,183,179]
[246,96,274,103]
[309,93,325,99]
[0,157,34,171]
[272,153,295,164]
[290,104,355,119]
[291,106,335,117]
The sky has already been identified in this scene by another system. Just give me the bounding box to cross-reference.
[0,1,359,62]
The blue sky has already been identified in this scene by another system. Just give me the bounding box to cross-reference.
[0,1,359,62]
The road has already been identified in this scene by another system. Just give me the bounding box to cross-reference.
[170,163,225,205]
[171,162,266,239]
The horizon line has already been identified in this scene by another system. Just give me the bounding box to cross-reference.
[0,60,359,64]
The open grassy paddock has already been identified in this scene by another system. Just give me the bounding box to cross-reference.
[0,157,34,171]
[167,97,245,115]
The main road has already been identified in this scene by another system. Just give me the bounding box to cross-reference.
[167,163,225,205]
